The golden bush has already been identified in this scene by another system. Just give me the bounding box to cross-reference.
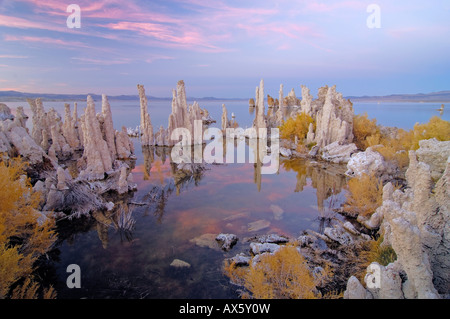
[352,112,379,150]
[410,116,450,150]
[343,173,383,218]
[0,156,56,299]
[279,112,314,143]
[224,245,319,299]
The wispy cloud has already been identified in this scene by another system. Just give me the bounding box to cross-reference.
[0,13,66,32]
[4,35,89,49]
[145,55,175,63]
[0,54,29,58]
[71,56,132,65]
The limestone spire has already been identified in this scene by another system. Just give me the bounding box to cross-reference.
[137,84,154,146]
[101,94,117,159]
[253,79,266,130]
[221,104,228,132]
[79,95,113,180]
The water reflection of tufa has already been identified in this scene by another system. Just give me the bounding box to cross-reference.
[280,158,347,233]
[140,144,210,222]
[93,200,137,248]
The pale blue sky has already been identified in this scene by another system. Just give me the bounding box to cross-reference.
[0,0,449,98]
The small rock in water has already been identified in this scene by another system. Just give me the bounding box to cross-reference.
[170,259,191,268]
[216,233,238,251]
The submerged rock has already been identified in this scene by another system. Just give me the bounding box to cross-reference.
[170,259,191,268]
[247,219,271,232]
[190,233,220,250]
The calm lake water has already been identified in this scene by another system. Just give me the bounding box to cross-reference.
[2,98,448,298]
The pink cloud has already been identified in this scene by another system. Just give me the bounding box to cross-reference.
[4,35,88,48]
[0,54,29,58]
[305,1,366,13]
[102,21,227,52]
[70,56,131,65]
[0,14,65,32]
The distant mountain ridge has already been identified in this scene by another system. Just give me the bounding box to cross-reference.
[0,90,246,102]
[0,89,449,103]
[346,90,450,103]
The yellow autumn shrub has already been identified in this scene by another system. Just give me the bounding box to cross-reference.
[224,245,319,299]
[0,156,56,299]
[343,173,383,218]
[410,116,450,149]
[353,112,379,150]
[279,112,315,144]
[354,115,450,170]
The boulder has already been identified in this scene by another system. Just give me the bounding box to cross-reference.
[279,147,292,158]
[250,242,281,255]
[320,141,357,164]
[346,146,393,179]
[344,276,373,299]
[230,253,251,266]
[364,262,404,299]
[323,224,353,246]
[216,233,238,251]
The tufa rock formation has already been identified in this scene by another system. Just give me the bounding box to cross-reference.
[345,139,450,298]
[313,85,354,148]
[138,81,213,147]
[253,79,266,131]
[137,84,154,146]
